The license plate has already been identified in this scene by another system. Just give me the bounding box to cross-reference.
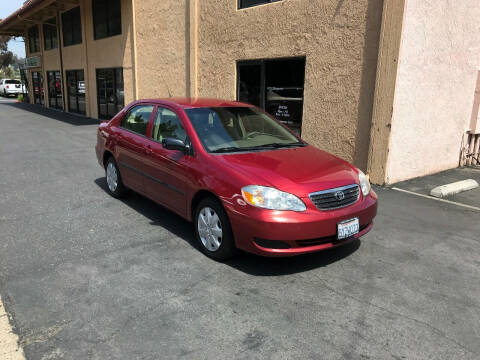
[337,218,359,240]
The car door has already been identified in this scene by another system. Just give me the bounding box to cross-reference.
[114,104,155,193]
[142,106,191,217]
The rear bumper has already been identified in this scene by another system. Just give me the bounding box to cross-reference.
[4,89,22,94]
[226,190,377,257]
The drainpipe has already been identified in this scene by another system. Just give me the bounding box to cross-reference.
[57,11,66,111]
[131,0,139,100]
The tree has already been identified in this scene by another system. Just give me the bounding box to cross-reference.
[0,34,14,71]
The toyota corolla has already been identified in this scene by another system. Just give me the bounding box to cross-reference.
[95,98,377,260]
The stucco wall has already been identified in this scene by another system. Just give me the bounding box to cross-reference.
[384,0,480,183]
[134,0,188,99]
[195,0,383,169]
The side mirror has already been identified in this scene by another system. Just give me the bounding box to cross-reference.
[162,137,187,153]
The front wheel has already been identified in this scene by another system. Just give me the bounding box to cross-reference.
[105,157,127,198]
[194,197,237,260]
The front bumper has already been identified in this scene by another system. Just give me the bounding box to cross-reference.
[226,190,377,257]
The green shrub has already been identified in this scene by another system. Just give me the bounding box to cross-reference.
[17,94,23,102]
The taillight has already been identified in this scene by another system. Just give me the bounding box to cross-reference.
[6,85,9,89]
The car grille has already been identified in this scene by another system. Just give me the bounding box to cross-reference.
[309,184,360,211]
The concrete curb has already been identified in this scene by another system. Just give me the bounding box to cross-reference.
[430,179,479,198]
[0,296,25,360]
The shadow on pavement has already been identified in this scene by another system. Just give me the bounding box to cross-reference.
[4,102,100,126]
[94,177,361,276]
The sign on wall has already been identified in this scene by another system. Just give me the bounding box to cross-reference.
[25,56,42,69]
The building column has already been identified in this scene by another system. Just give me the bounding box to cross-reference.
[367,0,406,185]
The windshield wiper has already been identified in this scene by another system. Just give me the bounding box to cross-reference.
[210,146,262,153]
[210,143,306,153]
[258,142,307,149]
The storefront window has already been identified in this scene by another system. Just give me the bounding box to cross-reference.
[31,72,44,105]
[96,68,124,119]
[47,71,63,110]
[62,7,82,47]
[93,0,122,40]
[238,58,306,135]
[238,0,282,9]
[66,70,86,115]
[43,17,58,51]
[28,25,40,53]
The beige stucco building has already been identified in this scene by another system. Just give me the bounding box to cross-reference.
[1,0,479,184]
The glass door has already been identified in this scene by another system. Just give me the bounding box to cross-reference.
[66,70,85,115]
[32,72,44,105]
[96,68,124,120]
[237,58,306,135]
[47,71,63,109]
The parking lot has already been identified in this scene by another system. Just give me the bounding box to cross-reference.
[0,102,479,360]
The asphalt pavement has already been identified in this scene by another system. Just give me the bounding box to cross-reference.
[0,102,479,360]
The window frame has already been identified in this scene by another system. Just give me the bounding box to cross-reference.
[92,0,122,40]
[62,7,82,47]
[28,25,40,53]
[119,104,156,137]
[43,17,58,51]
[238,0,282,10]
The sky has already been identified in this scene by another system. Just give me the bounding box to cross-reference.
[1,0,27,58]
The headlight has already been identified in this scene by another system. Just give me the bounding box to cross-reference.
[358,169,371,196]
[241,185,306,211]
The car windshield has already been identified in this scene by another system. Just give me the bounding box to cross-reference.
[5,80,21,84]
[185,107,305,153]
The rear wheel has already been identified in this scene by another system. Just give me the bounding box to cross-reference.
[105,157,126,198]
[194,197,236,260]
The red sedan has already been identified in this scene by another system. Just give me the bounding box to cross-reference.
[95,98,377,260]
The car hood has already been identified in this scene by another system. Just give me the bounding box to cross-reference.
[216,145,359,197]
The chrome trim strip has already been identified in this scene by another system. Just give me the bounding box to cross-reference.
[309,184,359,196]
[309,184,360,211]
[118,161,185,195]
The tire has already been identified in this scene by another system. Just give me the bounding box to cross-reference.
[105,157,127,198]
[3,90,7,97]
[194,197,237,260]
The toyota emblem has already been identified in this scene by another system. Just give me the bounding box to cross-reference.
[334,190,345,201]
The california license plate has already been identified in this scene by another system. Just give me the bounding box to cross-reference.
[337,218,359,240]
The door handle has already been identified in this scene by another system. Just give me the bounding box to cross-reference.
[144,145,152,155]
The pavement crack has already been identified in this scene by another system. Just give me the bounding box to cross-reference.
[318,279,478,357]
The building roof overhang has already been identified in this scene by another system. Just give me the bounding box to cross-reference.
[0,0,79,36]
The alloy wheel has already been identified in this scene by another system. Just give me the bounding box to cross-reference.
[106,162,118,193]
[197,207,223,251]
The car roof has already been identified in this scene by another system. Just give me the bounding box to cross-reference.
[135,98,254,109]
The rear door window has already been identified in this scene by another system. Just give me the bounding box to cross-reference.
[120,105,154,136]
